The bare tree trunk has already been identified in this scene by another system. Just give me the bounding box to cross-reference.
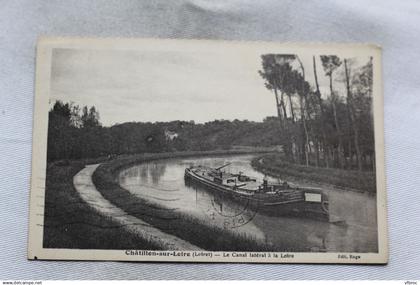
[273,88,283,120]
[286,93,298,162]
[329,74,345,169]
[274,88,293,161]
[303,90,317,166]
[344,59,362,172]
[348,139,352,169]
[314,139,320,167]
[296,55,310,167]
[346,103,353,169]
[313,56,330,168]
[304,96,313,164]
[287,94,295,122]
[280,92,288,122]
[300,95,310,166]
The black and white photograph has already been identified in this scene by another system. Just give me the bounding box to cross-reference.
[28,38,387,263]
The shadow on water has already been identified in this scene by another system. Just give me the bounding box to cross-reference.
[118,154,378,253]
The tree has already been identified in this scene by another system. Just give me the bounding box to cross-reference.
[259,54,315,165]
[47,101,71,160]
[259,54,295,161]
[312,56,330,167]
[70,103,83,128]
[321,55,345,168]
[344,58,372,172]
[294,55,311,166]
[81,106,101,128]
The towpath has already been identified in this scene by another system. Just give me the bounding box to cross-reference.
[73,164,202,251]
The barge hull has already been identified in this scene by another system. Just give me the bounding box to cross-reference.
[184,168,329,221]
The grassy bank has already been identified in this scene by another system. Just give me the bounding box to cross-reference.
[251,154,376,193]
[92,150,288,251]
[43,159,161,249]
[94,149,275,179]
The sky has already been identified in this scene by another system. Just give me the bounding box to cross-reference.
[50,43,368,126]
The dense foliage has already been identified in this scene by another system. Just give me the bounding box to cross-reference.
[259,54,374,171]
[48,54,375,173]
[47,101,283,161]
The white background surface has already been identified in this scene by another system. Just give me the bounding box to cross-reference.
[1,0,419,279]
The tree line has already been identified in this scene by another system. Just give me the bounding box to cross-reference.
[259,54,374,171]
[48,54,374,172]
[47,101,284,162]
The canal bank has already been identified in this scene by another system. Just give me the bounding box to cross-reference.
[251,154,376,193]
[73,164,202,251]
[42,159,163,250]
[91,150,280,251]
[93,150,378,253]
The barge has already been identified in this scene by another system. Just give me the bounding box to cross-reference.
[184,163,329,221]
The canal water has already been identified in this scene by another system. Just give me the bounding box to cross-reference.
[118,154,378,252]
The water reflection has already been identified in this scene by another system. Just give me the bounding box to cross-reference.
[122,163,167,186]
[118,154,378,252]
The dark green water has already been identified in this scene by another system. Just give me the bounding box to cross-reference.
[118,154,378,252]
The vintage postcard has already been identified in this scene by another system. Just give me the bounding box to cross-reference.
[28,37,387,263]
